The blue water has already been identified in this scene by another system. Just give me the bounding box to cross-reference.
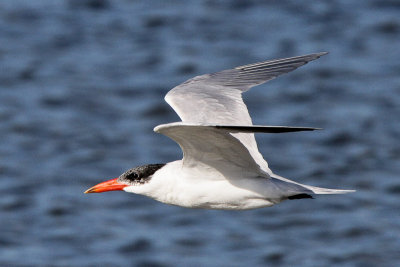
[1,0,400,266]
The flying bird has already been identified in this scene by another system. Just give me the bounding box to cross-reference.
[85,52,354,210]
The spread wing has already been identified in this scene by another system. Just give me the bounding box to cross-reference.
[155,123,320,179]
[161,53,327,173]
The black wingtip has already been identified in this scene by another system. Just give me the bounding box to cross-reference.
[214,125,323,133]
[297,127,323,131]
[288,193,314,200]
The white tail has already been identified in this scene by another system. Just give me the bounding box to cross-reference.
[271,174,355,195]
[302,184,355,194]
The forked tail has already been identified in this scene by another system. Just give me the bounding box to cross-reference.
[301,184,355,195]
[271,174,355,196]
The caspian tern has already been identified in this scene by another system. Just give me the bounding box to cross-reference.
[85,52,354,210]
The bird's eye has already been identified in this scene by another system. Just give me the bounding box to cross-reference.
[126,172,139,180]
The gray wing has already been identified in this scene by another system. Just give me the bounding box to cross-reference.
[154,123,267,178]
[165,52,327,125]
[164,53,327,173]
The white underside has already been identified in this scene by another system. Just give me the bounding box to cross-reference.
[124,161,354,210]
[121,53,355,210]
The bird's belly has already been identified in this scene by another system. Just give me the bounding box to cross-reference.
[155,179,276,210]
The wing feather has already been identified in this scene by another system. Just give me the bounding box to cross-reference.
[155,123,266,178]
[154,123,321,178]
[163,53,327,173]
[214,125,321,133]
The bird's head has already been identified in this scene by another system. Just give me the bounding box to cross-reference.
[84,164,165,194]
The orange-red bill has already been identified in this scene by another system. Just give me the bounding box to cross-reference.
[84,178,127,193]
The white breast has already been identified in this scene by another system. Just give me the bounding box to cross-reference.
[128,161,279,210]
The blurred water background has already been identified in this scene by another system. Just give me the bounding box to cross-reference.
[1,0,400,266]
